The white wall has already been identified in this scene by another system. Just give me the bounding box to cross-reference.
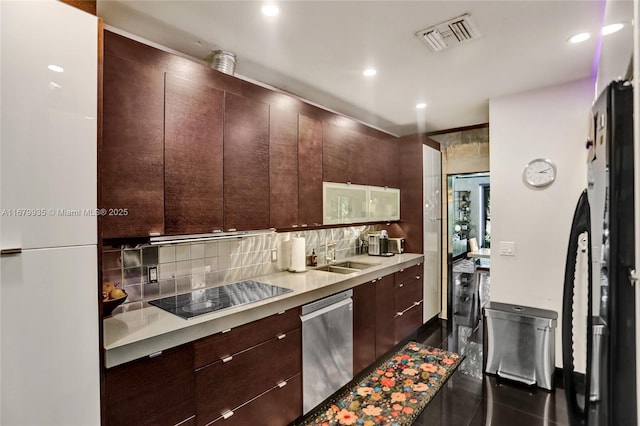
[489,78,594,368]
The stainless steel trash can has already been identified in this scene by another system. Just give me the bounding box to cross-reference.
[484,302,558,390]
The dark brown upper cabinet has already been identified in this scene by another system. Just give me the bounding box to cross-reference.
[269,107,299,229]
[367,137,400,189]
[102,54,165,239]
[298,115,323,227]
[223,93,270,231]
[164,74,224,235]
[322,123,368,185]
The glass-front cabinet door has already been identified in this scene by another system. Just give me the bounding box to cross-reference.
[368,186,400,222]
[323,182,368,224]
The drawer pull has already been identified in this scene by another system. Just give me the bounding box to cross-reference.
[222,355,233,363]
[277,380,287,388]
[222,328,232,334]
[222,410,234,420]
[399,283,404,288]
[371,279,377,283]
[1,248,22,256]
[414,301,421,306]
[148,351,163,358]
[277,333,286,340]
[396,311,403,317]
[416,275,421,280]
[399,268,405,273]
[277,311,286,315]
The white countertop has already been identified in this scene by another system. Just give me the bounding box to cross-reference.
[103,253,424,368]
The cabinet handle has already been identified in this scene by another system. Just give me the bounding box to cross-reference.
[222,328,232,334]
[395,311,403,317]
[148,351,163,358]
[415,275,421,280]
[277,311,286,315]
[399,283,404,288]
[414,301,421,307]
[418,263,422,266]
[222,355,233,363]
[221,410,234,420]
[1,248,21,256]
[301,224,308,227]
[277,333,286,340]
[148,232,161,237]
[227,228,237,232]
[371,279,377,283]
[277,380,288,388]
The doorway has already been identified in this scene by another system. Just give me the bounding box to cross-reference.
[445,172,490,329]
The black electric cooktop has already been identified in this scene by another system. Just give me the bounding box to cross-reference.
[149,280,293,320]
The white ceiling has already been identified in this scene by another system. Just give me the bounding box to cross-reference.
[97,0,635,136]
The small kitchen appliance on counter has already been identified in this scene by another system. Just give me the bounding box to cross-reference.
[368,230,395,257]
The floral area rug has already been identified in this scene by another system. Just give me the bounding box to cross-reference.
[297,341,463,426]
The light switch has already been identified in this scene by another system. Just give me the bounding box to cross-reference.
[499,242,516,256]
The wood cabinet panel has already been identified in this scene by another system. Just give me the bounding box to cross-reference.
[394,300,424,344]
[105,344,195,426]
[368,137,400,188]
[210,373,302,426]
[195,328,302,426]
[375,274,396,358]
[165,73,224,235]
[223,93,270,231]
[323,123,368,185]
[194,308,301,368]
[102,54,164,238]
[269,107,299,228]
[353,280,377,376]
[298,115,323,227]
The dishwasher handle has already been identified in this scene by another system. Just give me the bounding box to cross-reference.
[300,297,353,322]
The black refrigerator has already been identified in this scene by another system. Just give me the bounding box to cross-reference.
[563,80,635,426]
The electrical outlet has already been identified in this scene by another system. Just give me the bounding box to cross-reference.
[499,242,516,256]
[148,266,158,283]
[271,249,278,262]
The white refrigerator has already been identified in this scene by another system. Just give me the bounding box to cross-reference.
[1,1,100,424]
[423,144,442,321]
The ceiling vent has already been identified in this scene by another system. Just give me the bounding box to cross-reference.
[416,13,481,52]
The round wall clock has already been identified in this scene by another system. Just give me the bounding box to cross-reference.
[523,158,557,188]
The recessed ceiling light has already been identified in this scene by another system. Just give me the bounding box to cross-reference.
[416,103,427,109]
[363,68,377,77]
[602,23,624,35]
[568,32,591,44]
[261,4,279,16]
[48,64,64,72]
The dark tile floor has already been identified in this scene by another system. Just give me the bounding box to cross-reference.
[412,313,569,426]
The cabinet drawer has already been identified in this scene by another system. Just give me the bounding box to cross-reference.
[395,263,422,286]
[194,307,300,368]
[394,300,423,343]
[105,344,195,426]
[394,273,423,312]
[195,328,301,426]
[211,373,302,426]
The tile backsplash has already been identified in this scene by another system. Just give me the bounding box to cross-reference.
[103,225,375,314]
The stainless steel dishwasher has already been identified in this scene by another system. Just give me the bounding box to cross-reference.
[301,289,353,414]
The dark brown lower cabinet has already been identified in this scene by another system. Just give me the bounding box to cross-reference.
[375,274,396,359]
[105,344,195,426]
[394,300,424,343]
[210,373,302,425]
[195,329,302,426]
[353,280,376,376]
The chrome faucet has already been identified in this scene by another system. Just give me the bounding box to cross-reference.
[325,238,336,264]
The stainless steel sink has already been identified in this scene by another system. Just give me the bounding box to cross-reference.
[331,261,378,270]
[313,265,358,274]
